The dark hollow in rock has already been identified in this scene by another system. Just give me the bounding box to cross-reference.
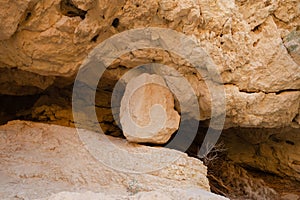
[112,18,120,28]
[60,0,87,20]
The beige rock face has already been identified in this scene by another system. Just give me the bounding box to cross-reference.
[0,0,299,194]
[0,120,228,200]
[0,0,36,40]
[0,0,299,130]
[120,73,180,144]
[40,189,228,200]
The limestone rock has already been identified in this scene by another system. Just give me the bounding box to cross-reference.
[225,85,300,128]
[120,73,180,144]
[0,120,227,199]
[0,0,36,40]
[0,0,299,130]
[40,189,228,200]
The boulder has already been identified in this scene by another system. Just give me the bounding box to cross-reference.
[120,73,180,144]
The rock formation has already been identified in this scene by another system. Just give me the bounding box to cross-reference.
[0,0,299,199]
[0,0,299,129]
[120,73,180,144]
[0,120,227,200]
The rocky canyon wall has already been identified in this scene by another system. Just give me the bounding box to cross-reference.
[0,0,300,199]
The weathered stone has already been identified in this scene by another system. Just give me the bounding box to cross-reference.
[225,85,300,128]
[0,0,300,197]
[0,0,299,130]
[120,73,180,144]
[0,0,36,40]
[221,127,300,181]
[0,120,227,199]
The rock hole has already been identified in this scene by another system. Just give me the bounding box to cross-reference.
[252,24,261,33]
[112,18,120,28]
[270,135,281,143]
[0,94,40,125]
[60,0,87,20]
[286,140,295,145]
[25,12,32,21]
[253,39,259,47]
[264,0,272,6]
[91,34,99,42]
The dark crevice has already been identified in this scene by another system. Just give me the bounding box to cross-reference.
[0,94,41,125]
[286,140,295,145]
[60,0,87,20]
[112,18,120,28]
[271,14,288,25]
[251,24,262,33]
[292,114,299,123]
[275,89,300,95]
[25,12,32,21]
[253,39,260,47]
[233,86,300,95]
[91,34,99,42]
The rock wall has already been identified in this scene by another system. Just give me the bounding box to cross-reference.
[0,0,300,199]
[0,0,299,129]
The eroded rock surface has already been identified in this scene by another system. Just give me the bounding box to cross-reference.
[120,73,180,144]
[0,0,299,129]
[0,120,228,200]
[0,0,299,199]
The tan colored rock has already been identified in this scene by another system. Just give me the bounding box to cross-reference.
[40,189,228,200]
[274,0,300,25]
[225,85,300,128]
[71,0,95,11]
[0,0,299,129]
[0,120,225,199]
[120,73,180,144]
[0,0,37,40]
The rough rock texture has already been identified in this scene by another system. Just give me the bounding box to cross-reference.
[120,73,180,144]
[221,127,300,181]
[0,0,299,129]
[0,120,227,200]
[40,189,228,200]
[0,0,300,198]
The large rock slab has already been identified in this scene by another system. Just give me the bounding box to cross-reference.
[120,73,180,144]
[40,189,228,200]
[0,0,299,130]
[0,120,229,200]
